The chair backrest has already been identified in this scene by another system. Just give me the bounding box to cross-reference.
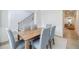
[39,28,50,49]
[50,26,56,40]
[46,24,52,37]
[7,29,16,49]
[46,24,52,28]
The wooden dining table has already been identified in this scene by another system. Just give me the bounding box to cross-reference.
[18,28,42,49]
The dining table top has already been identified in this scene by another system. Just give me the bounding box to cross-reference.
[18,28,42,41]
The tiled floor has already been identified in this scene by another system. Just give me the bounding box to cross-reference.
[53,36,67,49]
[0,36,67,49]
[64,28,79,49]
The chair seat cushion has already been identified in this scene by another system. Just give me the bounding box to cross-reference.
[16,40,24,49]
[32,39,40,49]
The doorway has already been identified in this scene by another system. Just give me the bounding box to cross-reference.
[63,10,79,48]
[63,10,76,39]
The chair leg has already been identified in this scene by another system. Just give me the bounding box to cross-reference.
[29,42,32,49]
[53,38,55,45]
[31,45,34,49]
[49,40,52,49]
[47,40,52,49]
[46,45,48,49]
[18,35,20,40]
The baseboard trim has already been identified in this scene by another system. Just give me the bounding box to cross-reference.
[55,35,63,38]
[0,41,8,46]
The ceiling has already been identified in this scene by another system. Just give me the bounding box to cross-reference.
[64,10,76,17]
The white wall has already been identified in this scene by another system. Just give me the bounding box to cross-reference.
[36,10,63,37]
[0,11,1,26]
[35,10,42,26]
[0,10,35,42]
[1,11,8,27]
[75,11,79,36]
[8,10,34,32]
[0,10,8,42]
[0,11,2,42]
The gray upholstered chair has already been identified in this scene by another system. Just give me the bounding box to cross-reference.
[49,26,56,48]
[46,24,52,28]
[31,28,50,49]
[7,29,24,49]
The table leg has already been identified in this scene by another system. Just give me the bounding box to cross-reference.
[25,40,30,49]
[18,35,20,40]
